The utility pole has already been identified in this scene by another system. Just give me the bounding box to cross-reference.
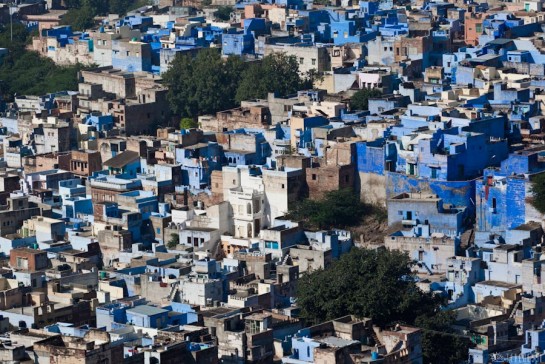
[9,4,15,42]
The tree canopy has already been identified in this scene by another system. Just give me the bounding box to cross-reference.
[167,233,179,249]
[180,118,198,130]
[297,247,471,363]
[163,51,312,119]
[236,53,311,103]
[415,311,472,364]
[163,48,245,118]
[350,88,383,111]
[0,24,84,100]
[531,173,545,214]
[61,0,150,31]
[296,247,441,327]
[286,188,374,230]
[214,6,233,21]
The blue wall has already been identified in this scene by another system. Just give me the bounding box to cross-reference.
[356,141,385,175]
[386,172,477,213]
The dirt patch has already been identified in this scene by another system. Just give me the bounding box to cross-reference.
[352,212,390,246]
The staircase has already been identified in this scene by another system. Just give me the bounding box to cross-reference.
[420,261,433,275]
[371,326,383,347]
[168,281,180,302]
[509,300,522,319]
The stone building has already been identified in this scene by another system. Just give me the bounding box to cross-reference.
[0,195,51,236]
[32,330,123,364]
[201,106,272,132]
[306,164,354,200]
[78,67,171,136]
[264,44,331,74]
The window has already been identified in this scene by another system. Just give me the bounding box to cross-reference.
[126,51,130,56]
[343,31,348,38]
[476,24,482,33]
[299,58,304,64]
[156,228,160,234]
[16,257,28,270]
[311,58,316,66]
[312,174,317,180]
[281,184,285,189]
[384,47,388,51]
[265,241,279,249]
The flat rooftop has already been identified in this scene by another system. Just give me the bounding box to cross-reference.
[126,305,168,316]
[476,280,520,288]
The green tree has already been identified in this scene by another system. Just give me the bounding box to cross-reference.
[0,23,31,59]
[61,5,97,31]
[530,173,545,214]
[415,311,473,364]
[110,0,151,16]
[163,49,245,118]
[214,6,233,21]
[236,53,305,102]
[302,69,324,90]
[60,0,113,31]
[297,247,441,326]
[0,51,85,99]
[64,0,82,8]
[180,117,198,130]
[349,88,383,111]
[0,22,90,101]
[109,0,131,14]
[167,233,179,248]
[286,188,372,229]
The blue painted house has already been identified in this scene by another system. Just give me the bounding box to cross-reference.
[103,150,141,178]
[126,305,169,329]
[84,113,114,132]
[175,142,222,190]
